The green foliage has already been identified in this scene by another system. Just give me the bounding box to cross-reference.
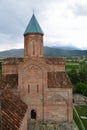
[80,105,87,109]
[68,69,80,84]
[0,61,2,75]
[66,63,79,72]
[82,119,87,129]
[75,83,87,96]
[75,105,87,130]
[73,108,83,130]
[67,61,87,96]
[79,62,87,83]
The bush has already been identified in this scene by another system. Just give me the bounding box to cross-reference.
[79,62,87,83]
[75,83,87,96]
[68,69,80,84]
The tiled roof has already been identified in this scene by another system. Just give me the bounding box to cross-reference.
[2,57,64,65]
[24,14,44,35]
[47,72,72,88]
[0,74,18,89]
[45,57,65,65]
[2,57,23,65]
[0,91,28,130]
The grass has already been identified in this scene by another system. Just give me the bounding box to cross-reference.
[74,105,87,130]
[73,108,83,130]
[65,63,79,71]
[79,105,87,109]
[76,105,87,129]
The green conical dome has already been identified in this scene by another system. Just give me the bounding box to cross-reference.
[24,14,44,35]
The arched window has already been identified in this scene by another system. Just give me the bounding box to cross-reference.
[31,109,36,119]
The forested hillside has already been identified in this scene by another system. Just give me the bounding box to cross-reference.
[0,47,87,58]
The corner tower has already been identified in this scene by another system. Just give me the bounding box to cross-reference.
[24,14,44,58]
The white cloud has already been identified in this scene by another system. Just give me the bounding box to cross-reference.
[0,0,87,51]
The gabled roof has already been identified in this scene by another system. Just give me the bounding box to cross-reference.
[47,72,72,88]
[0,74,18,89]
[0,91,28,130]
[24,14,44,35]
[45,57,65,65]
[2,57,23,65]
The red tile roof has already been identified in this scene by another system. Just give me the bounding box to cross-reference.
[45,57,65,65]
[0,74,18,90]
[2,57,64,65]
[2,57,23,65]
[47,72,72,88]
[0,91,28,130]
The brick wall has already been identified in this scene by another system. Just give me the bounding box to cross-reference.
[44,88,72,122]
[2,64,18,74]
[18,58,73,122]
[24,34,43,57]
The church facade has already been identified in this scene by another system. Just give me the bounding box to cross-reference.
[1,14,73,129]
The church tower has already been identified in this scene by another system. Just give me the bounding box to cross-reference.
[1,13,73,125]
[24,14,44,58]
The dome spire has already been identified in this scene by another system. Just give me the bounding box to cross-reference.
[24,14,44,36]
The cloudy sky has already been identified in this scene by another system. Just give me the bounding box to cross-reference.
[0,0,87,51]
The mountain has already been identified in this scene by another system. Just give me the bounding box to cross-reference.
[51,46,80,50]
[0,49,24,58]
[44,46,87,56]
[0,46,87,58]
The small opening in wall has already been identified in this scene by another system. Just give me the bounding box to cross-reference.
[37,85,39,92]
[28,85,30,93]
[40,41,42,55]
[31,109,36,119]
[33,42,35,55]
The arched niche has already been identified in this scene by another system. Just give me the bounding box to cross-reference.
[31,109,36,119]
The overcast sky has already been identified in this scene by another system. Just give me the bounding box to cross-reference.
[0,0,87,51]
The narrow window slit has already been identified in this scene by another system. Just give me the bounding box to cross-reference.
[37,85,39,92]
[28,85,30,93]
[33,42,35,55]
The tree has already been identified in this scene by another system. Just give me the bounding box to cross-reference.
[79,62,87,83]
[68,69,80,85]
[75,83,87,96]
